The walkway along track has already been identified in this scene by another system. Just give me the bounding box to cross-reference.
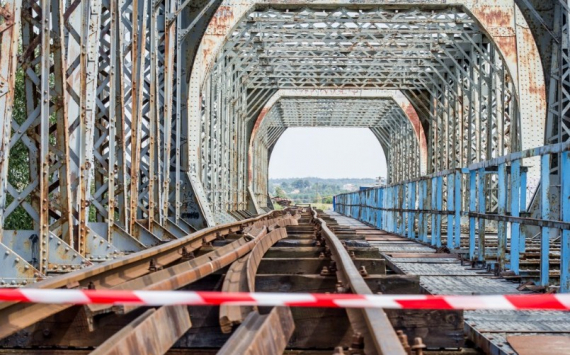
[0,207,431,354]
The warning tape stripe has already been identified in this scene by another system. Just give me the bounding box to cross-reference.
[2,289,570,310]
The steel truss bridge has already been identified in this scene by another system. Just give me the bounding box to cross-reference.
[1,0,570,352]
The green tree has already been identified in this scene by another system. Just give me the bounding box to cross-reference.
[314,192,322,203]
[274,186,288,198]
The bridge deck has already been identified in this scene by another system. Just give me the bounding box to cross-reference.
[326,211,570,355]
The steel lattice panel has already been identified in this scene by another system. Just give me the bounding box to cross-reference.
[465,310,570,332]
[395,263,483,276]
[372,244,435,253]
[386,257,459,263]
[420,276,523,295]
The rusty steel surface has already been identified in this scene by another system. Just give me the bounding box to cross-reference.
[0,212,291,339]
[219,227,288,332]
[217,307,295,355]
[507,335,570,355]
[311,209,406,355]
[90,305,192,355]
[0,0,563,294]
[1,0,570,353]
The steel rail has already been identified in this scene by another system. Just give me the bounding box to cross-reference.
[310,208,405,355]
[0,211,290,340]
[219,227,290,332]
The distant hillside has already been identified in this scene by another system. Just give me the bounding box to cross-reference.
[270,177,376,186]
[269,177,381,204]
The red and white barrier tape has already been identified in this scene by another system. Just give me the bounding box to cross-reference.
[0,289,570,310]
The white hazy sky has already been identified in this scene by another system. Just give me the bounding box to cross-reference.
[268,127,387,179]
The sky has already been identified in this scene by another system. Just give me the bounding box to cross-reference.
[268,127,387,179]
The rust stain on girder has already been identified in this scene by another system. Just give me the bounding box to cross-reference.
[522,29,546,101]
[473,6,511,28]
[205,5,235,37]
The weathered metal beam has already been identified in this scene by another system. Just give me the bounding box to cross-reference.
[0,212,287,340]
[312,209,406,355]
[90,305,191,355]
[217,307,295,355]
[219,228,288,332]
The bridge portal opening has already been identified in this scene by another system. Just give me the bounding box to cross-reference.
[267,127,388,206]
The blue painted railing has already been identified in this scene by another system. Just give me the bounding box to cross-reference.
[334,142,570,292]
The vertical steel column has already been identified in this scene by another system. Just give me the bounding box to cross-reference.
[431,177,436,246]
[561,150,570,292]
[454,171,461,248]
[420,179,428,243]
[436,176,443,248]
[107,0,129,237]
[497,163,507,270]
[129,0,149,233]
[520,169,528,252]
[51,0,74,245]
[477,168,486,263]
[161,0,176,223]
[447,174,455,249]
[540,154,551,287]
[37,0,51,275]
[469,170,477,260]
[510,159,521,274]
[409,181,416,239]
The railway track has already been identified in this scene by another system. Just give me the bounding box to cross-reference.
[0,207,483,355]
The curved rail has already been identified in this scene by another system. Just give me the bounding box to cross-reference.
[219,226,289,332]
[0,211,291,339]
[310,208,405,355]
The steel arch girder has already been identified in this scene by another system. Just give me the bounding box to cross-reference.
[246,88,428,187]
[188,0,547,224]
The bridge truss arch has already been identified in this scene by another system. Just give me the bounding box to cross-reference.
[247,89,428,212]
[3,0,569,284]
[189,0,546,225]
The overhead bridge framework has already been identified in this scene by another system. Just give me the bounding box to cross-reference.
[248,89,428,212]
[1,0,570,288]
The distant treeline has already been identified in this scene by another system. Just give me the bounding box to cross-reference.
[269,177,377,204]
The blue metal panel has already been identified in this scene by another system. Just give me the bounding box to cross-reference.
[435,176,443,248]
[332,196,336,211]
[477,168,486,263]
[333,143,570,291]
[419,179,427,242]
[510,159,521,274]
[561,151,570,293]
[520,169,528,253]
[469,170,477,260]
[540,154,550,287]
[454,171,461,248]
[497,162,507,270]
[409,181,416,239]
[421,179,428,243]
[447,175,455,249]
[397,185,404,235]
[431,177,437,246]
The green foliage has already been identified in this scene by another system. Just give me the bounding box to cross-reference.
[270,177,375,205]
[292,179,310,190]
[4,68,33,230]
[314,192,322,203]
[274,186,288,198]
